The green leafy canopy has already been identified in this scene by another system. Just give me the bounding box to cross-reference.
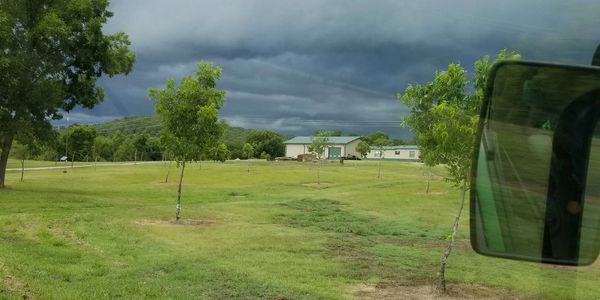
[242,143,255,159]
[398,50,520,186]
[0,0,135,188]
[356,140,371,158]
[0,0,135,127]
[308,131,332,160]
[149,62,226,164]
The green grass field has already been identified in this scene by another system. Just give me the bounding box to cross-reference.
[0,160,598,299]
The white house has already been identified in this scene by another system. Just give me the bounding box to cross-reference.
[366,145,420,161]
[283,136,362,159]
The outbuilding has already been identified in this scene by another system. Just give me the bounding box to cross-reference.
[366,145,420,161]
[283,136,362,159]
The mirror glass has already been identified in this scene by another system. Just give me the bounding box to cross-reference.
[471,61,600,265]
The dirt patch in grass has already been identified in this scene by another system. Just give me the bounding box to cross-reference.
[275,198,406,236]
[227,191,249,198]
[153,179,175,185]
[135,219,216,226]
[368,182,397,189]
[301,182,334,188]
[406,239,471,252]
[0,262,34,299]
[350,283,521,300]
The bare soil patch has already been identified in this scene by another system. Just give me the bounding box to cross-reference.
[351,283,522,300]
[302,182,334,188]
[228,191,249,198]
[135,219,216,226]
[0,262,34,299]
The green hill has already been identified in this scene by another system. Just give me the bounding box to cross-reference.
[93,116,161,136]
[92,115,262,158]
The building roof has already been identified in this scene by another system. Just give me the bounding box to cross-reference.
[283,136,362,145]
[378,145,419,150]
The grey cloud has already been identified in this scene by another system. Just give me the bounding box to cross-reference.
[106,0,597,59]
[78,0,600,137]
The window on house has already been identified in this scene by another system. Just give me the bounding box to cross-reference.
[409,151,416,158]
[395,150,401,155]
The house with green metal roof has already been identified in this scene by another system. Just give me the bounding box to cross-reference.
[283,136,362,159]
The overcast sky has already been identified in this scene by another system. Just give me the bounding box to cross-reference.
[69,0,600,138]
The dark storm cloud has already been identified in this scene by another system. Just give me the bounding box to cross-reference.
[74,0,600,137]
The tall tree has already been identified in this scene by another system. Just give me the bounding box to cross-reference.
[373,138,387,179]
[0,0,135,188]
[356,140,371,159]
[307,134,331,185]
[133,134,148,164]
[62,125,97,162]
[11,123,47,180]
[210,143,231,163]
[246,130,285,158]
[93,136,114,162]
[10,140,39,182]
[146,137,163,161]
[390,138,407,146]
[149,62,226,220]
[361,131,390,145]
[314,129,342,136]
[114,138,135,162]
[398,50,520,293]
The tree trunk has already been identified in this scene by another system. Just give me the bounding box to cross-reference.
[20,159,24,182]
[71,153,75,168]
[317,159,321,185]
[175,161,186,220]
[378,158,382,179]
[426,167,432,194]
[165,161,172,183]
[247,161,250,174]
[94,156,98,172]
[0,131,15,189]
[134,149,137,165]
[437,180,467,293]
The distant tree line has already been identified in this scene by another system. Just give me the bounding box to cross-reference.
[9,119,412,163]
[9,123,290,163]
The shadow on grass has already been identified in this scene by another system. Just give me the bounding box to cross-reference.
[273,198,446,284]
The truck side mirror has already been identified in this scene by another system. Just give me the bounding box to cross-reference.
[470,60,600,265]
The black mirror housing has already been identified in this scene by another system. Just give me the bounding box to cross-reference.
[470,60,600,265]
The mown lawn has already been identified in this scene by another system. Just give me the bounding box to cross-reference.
[0,160,598,299]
